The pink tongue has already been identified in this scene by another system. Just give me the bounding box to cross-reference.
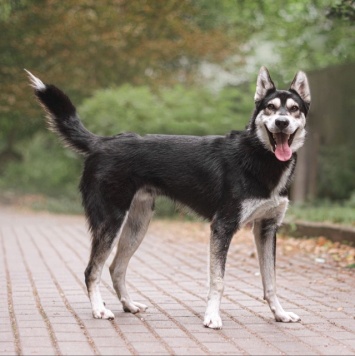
[274,133,292,161]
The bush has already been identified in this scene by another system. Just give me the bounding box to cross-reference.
[0,133,82,199]
[78,84,251,136]
[317,144,355,201]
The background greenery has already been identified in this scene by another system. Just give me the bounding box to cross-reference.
[0,0,354,224]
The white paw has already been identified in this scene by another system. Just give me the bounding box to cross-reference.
[275,311,301,322]
[121,299,148,314]
[92,307,115,320]
[203,313,223,329]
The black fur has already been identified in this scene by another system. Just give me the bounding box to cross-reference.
[74,129,293,228]
[36,85,98,155]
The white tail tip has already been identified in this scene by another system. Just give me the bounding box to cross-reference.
[24,69,46,91]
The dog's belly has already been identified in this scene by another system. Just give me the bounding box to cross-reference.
[240,196,288,226]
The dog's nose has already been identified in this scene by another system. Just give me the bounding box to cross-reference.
[275,118,289,130]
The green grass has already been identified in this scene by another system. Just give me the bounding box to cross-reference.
[288,202,355,227]
[29,196,84,215]
[0,191,84,215]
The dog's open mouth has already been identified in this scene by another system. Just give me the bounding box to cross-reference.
[265,126,297,161]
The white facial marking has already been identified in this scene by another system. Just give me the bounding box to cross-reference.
[268,98,281,108]
[286,98,298,109]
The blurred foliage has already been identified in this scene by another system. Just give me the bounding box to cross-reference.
[327,0,355,21]
[288,197,355,226]
[0,0,354,209]
[79,84,250,136]
[186,0,355,80]
[0,133,81,198]
[0,0,238,152]
[317,145,355,200]
[234,0,354,81]
[1,0,354,152]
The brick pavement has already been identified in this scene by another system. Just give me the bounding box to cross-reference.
[1,207,355,355]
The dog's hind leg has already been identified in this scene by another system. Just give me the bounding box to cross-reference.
[85,211,129,320]
[204,217,237,329]
[109,190,155,314]
[253,219,301,322]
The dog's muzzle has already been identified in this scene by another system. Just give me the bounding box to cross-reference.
[265,125,298,161]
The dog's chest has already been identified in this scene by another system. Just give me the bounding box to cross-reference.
[240,195,289,226]
[239,162,293,226]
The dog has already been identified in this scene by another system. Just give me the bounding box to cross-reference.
[26,66,310,329]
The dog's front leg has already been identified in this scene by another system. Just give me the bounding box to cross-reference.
[253,219,300,322]
[204,219,235,329]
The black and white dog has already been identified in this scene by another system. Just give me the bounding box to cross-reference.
[26,67,310,329]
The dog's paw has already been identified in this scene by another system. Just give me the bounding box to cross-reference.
[92,307,115,320]
[275,311,301,323]
[203,313,223,329]
[121,299,148,314]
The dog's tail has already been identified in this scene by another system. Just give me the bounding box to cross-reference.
[25,70,98,155]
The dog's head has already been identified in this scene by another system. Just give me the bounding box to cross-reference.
[250,66,311,161]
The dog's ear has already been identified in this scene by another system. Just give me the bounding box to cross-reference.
[254,66,275,103]
[290,71,311,104]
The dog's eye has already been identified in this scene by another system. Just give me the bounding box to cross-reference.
[267,104,276,110]
[290,105,299,112]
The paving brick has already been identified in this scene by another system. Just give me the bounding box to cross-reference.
[171,347,207,355]
[0,342,16,356]
[19,327,52,338]
[22,347,56,355]
[118,324,151,333]
[124,332,160,342]
[145,320,179,328]
[154,328,189,338]
[130,341,170,354]
[191,332,228,343]
[275,341,318,354]
[97,346,134,355]
[55,332,89,342]
[57,341,95,355]
[340,338,355,348]
[0,332,13,342]
[313,344,354,355]
[1,208,355,356]
[91,336,128,348]
[160,337,197,348]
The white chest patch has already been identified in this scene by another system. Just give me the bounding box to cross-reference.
[239,162,294,226]
[240,196,289,226]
